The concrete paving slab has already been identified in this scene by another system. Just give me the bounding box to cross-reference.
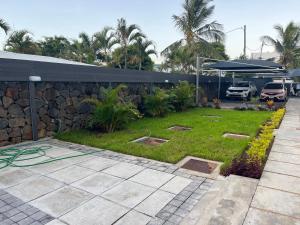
[101,180,155,208]
[78,157,118,171]
[244,208,300,225]
[46,165,95,184]
[269,152,300,165]
[273,139,300,148]
[45,148,80,158]
[102,162,144,179]
[114,210,151,225]
[181,175,258,225]
[63,154,95,164]
[129,169,174,188]
[260,171,300,195]
[6,176,63,202]
[11,156,50,167]
[264,160,300,178]
[60,197,128,225]
[72,172,123,195]
[31,186,93,217]
[160,176,192,195]
[45,219,67,225]
[251,186,300,219]
[272,144,300,155]
[0,168,35,188]
[135,190,175,216]
[26,159,73,175]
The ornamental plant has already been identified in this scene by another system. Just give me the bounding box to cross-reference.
[84,85,141,133]
[169,81,195,112]
[144,87,173,117]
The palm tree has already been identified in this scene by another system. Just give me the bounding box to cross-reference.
[93,27,117,64]
[165,0,224,52]
[133,37,157,70]
[0,18,10,35]
[114,18,144,69]
[262,22,300,68]
[5,30,39,54]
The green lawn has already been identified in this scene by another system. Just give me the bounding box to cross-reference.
[56,108,271,167]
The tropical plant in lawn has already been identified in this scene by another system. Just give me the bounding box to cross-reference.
[5,30,40,54]
[114,18,144,69]
[132,37,157,70]
[0,18,10,35]
[93,27,117,64]
[84,85,140,133]
[144,88,173,117]
[170,81,195,111]
[39,36,71,58]
[262,22,300,68]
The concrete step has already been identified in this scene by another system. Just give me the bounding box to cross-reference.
[180,175,258,225]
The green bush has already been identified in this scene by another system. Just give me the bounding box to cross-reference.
[144,88,173,117]
[84,85,140,133]
[169,81,195,112]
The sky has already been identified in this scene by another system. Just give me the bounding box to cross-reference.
[0,0,299,63]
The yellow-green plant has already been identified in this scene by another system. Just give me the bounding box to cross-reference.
[247,108,285,164]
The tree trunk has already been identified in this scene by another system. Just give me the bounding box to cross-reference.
[124,48,128,69]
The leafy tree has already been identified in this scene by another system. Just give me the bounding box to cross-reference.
[39,36,71,58]
[93,27,117,64]
[111,45,154,70]
[114,18,144,69]
[262,22,300,68]
[5,30,40,54]
[0,18,10,35]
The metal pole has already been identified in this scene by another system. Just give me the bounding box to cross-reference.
[218,70,221,99]
[244,25,247,58]
[29,81,38,141]
[196,56,200,106]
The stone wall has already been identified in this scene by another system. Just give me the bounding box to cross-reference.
[0,82,105,146]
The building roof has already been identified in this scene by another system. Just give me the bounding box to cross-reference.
[0,51,92,66]
[208,59,283,72]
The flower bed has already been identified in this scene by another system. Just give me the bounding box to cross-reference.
[222,108,286,178]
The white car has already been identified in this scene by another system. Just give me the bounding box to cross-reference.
[226,81,257,100]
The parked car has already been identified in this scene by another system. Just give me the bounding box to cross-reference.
[260,82,287,102]
[226,81,257,100]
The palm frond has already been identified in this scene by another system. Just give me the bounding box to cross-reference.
[0,19,10,34]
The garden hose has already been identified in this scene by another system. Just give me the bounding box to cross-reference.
[0,145,96,170]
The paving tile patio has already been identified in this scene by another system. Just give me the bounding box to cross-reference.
[102,162,144,179]
[101,180,155,208]
[6,176,63,202]
[78,157,118,171]
[135,190,175,216]
[0,139,215,225]
[244,98,300,225]
[129,168,174,188]
[30,186,93,217]
[244,208,300,225]
[46,165,95,184]
[71,172,123,195]
[114,210,151,225]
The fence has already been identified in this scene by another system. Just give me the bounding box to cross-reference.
[0,58,271,145]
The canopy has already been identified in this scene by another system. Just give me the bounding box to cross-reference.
[208,59,284,73]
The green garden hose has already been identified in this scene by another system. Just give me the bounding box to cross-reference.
[0,145,96,170]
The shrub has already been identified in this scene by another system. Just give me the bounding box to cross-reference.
[144,88,173,117]
[222,108,285,178]
[84,85,141,133]
[169,81,195,112]
[212,98,221,109]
